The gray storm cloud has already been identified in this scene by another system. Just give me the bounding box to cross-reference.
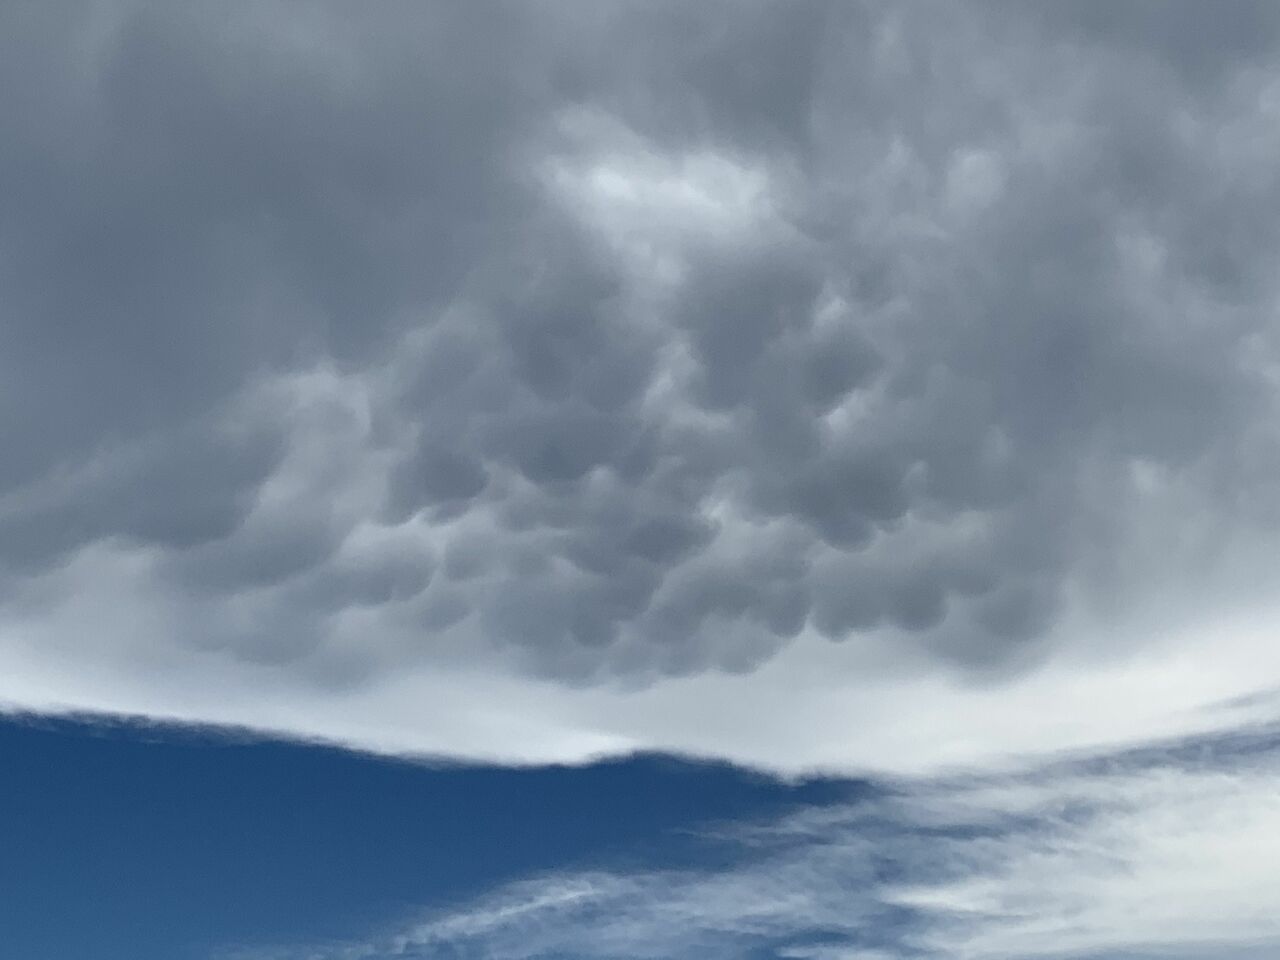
[2,1,1280,692]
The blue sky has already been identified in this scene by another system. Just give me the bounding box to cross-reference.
[5,2,1280,957]
[0,716,854,960]
[6,713,1279,959]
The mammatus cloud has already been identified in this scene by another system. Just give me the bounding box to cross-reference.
[3,1,1280,770]
[229,728,1280,960]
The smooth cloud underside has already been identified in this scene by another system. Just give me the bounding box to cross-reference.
[3,1,1280,771]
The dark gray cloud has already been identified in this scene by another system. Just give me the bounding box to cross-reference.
[3,1,1280,689]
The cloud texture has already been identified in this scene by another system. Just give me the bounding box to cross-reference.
[3,1,1280,770]
[236,728,1280,960]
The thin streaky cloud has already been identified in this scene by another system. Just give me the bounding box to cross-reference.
[246,728,1280,960]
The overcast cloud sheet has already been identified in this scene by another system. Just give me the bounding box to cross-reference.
[4,1,1280,770]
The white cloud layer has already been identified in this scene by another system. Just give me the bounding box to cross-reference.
[232,728,1280,960]
[5,565,1280,776]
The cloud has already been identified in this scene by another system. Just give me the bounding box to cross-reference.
[232,727,1280,960]
[3,2,1280,771]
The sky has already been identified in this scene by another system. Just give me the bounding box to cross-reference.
[2,1,1280,958]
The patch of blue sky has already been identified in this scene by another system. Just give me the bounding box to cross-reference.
[0,715,853,960]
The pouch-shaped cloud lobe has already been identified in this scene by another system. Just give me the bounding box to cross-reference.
[3,1,1280,772]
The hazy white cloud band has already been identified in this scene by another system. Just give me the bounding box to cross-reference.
[237,729,1280,960]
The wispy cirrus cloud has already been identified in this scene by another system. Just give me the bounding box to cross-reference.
[242,727,1280,960]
